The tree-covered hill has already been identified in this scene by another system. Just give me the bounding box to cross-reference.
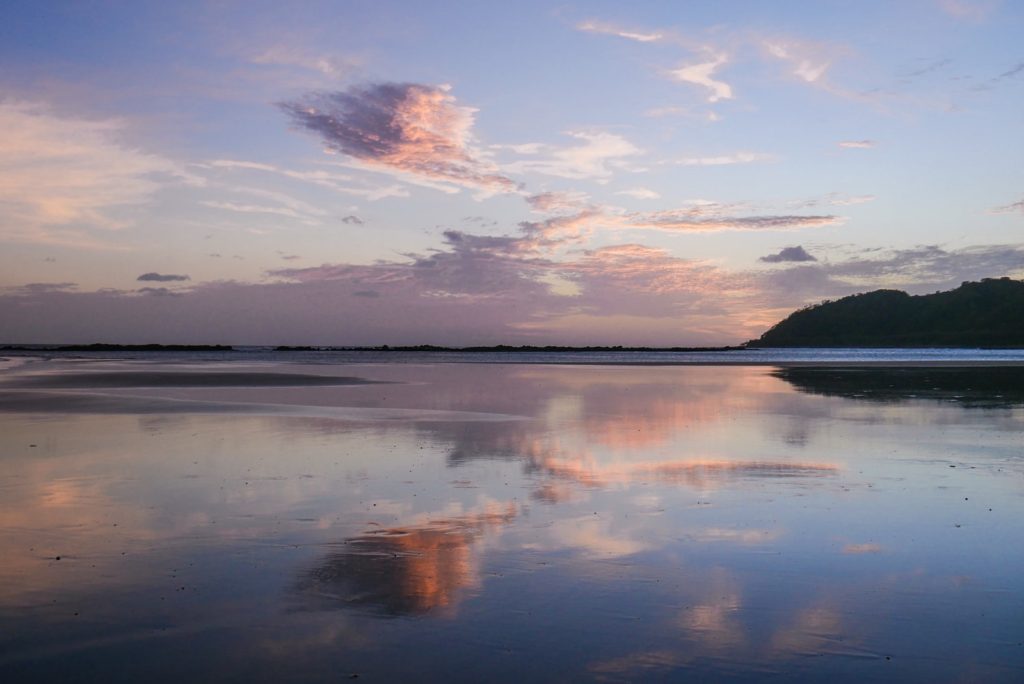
[749,277,1024,347]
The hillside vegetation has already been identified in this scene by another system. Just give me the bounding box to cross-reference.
[750,277,1024,347]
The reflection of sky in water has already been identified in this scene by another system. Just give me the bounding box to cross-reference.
[0,362,1022,681]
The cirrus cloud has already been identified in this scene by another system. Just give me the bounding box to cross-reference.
[577,20,663,43]
[673,151,773,166]
[668,54,733,103]
[838,140,875,149]
[626,209,842,233]
[0,100,186,247]
[991,198,1024,215]
[503,131,642,181]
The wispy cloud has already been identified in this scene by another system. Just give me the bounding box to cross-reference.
[828,194,876,206]
[5,282,77,295]
[668,54,733,102]
[0,101,185,247]
[503,131,642,181]
[526,191,590,213]
[576,20,663,43]
[838,140,875,149]
[249,44,359,78]
[996,61,1024,80]
[673,151,772,166]
[900,57,953,79]
[789,192,876,209]
[518,199,844,246]
[764,40,832,84]
[518,210,600,251]
[990,198,1024,215]
[627,208,842,233]
[616,187,661,200]
[279,83,519,195]
[938,0,999,22]
[204,158,409,201]
[645,106,722,123]
[201,200,320,223]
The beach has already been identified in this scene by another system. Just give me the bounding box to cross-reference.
[1,355,1023,681]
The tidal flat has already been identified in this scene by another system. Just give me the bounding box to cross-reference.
[1,359,1022,682]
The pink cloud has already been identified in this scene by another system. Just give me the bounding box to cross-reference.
[577,20,664,43]
[938,0,999,22]
[0,101,187,247]
[280,83,519,194]
[838,140,875,149]
[991,198,1024,215]
[669,54,733,103]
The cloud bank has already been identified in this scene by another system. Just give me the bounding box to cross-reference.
[3,241,1022,346]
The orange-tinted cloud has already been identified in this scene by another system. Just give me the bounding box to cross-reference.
[280,83,519,194]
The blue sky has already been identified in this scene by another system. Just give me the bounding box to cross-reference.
[0,0,1021,345]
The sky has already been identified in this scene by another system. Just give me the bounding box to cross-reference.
[0,0,1022,346]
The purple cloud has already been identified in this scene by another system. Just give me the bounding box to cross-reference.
[279,83,519,194]
[760,246,817,263]
[137,272,190,282]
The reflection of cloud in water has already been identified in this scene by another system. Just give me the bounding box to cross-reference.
[590,569,855,681]
[678,567,746,651]
[589,650,692,681]
[770,605,844,655]
[548,515,652,558]
[533,456,838,490]
[298,503,516,616]
[530,482,577,504]
[842,542,882,554]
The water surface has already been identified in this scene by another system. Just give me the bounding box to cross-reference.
[0,360,1022,681]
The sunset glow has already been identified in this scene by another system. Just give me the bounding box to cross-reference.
[2,1,1022,345]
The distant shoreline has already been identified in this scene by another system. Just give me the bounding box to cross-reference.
[0,343,751,353]
[3,344,1024,368]
[6,343,1024,353]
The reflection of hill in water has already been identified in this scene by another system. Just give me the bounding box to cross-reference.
[297,505,516,617]
[773,367,1024,406]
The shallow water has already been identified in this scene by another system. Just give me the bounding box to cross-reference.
[0,361,1022,681]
